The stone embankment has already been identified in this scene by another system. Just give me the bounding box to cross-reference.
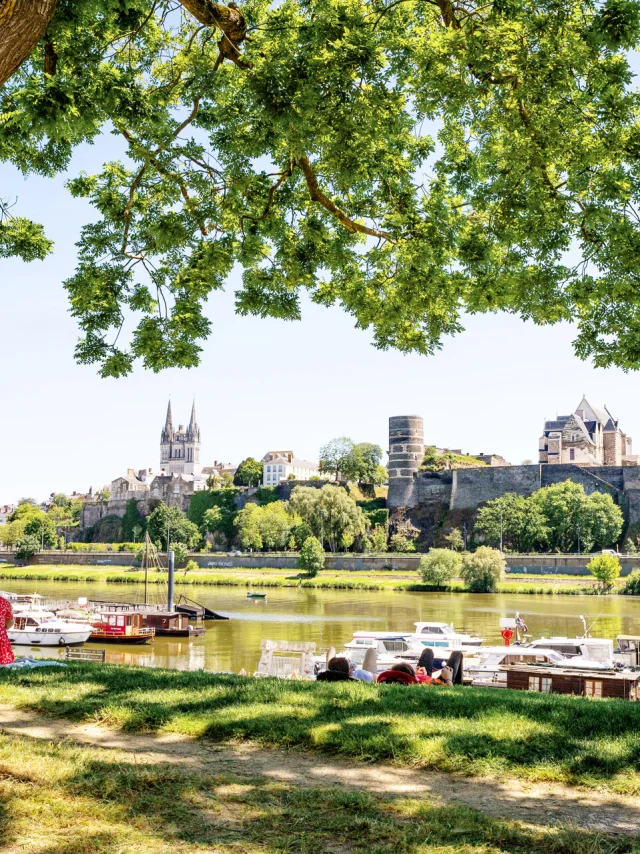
[4,550,640,575]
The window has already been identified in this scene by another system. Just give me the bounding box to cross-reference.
[541,677,552,693]
[585,680,603,698]
[528,676,540,691]
[570,449,575,460]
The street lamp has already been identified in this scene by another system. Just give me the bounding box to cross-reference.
[499,503,503,553]
[577,524,581,555]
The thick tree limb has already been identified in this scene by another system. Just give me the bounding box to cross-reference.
[296,156,394,240]
[178,0,250,68]
[0,0,59,87]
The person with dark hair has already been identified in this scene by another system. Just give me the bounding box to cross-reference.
[416,648,464,685]
[316,656,354,682]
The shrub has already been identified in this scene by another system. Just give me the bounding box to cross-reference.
[444,528,465,551]
[298,536,325,577]
[368,525,388,553]
[461,547,505,592]
[419,549,462,587]
[184,560,199,574]
[14,534,41,560]
[171,542,189,565]
[586,553,621,591]
[624,538,638,555]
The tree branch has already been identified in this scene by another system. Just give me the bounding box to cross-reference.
[178,0,251,69]
[296,156,394,240]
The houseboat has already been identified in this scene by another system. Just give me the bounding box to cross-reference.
[9,613,92,647]
[142,611,205,637]
[89,612,155,644]
[503,664,640,700]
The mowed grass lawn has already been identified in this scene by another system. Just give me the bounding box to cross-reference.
[0,563,602,593]
[0,731,633,854]
[1,664,640,795]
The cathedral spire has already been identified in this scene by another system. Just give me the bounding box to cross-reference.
[162,399,174,442]
[187,399,199,441]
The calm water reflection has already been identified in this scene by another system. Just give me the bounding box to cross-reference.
[3,578,640,673]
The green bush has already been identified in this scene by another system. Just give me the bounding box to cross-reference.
[586,553,621,591]
[171,542,189,565]
[623,569,640,595]
[461,547,505,592]
[388,530,417,553]
[184,560,199,574]
[298,536,325,577]
[15,534,41,560]
[188,489,239,540]
[419,549,462,587]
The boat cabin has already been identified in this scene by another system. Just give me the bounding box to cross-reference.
[616,636,640,667]
[91,612,154,639]
[143,612,204,636]
[503,665,640,700]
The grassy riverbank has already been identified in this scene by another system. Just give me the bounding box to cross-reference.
[0,563,606,594]
[1,664,640,795]
[0,728,629,854]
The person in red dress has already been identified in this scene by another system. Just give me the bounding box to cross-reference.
[0,597,15,665]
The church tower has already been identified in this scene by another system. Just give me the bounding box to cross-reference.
[160,400,202,475]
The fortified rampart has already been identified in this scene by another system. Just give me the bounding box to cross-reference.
[388,414,640,546]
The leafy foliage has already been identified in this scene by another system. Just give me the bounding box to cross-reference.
[7,1,640,372]
[623,568,640,594]
[289,484,368,552]
[188,488,239,530]
[298,536,325,576]
[235,501,296,551]
[421,447,486,472]
[233,457,264,486]
[121,499,146,543]
[474,482,624,553]
[586,553,621,591]
[461,547,505,592]
[147,503,200,550]
[419,548,462,587]
[14,534,41,560]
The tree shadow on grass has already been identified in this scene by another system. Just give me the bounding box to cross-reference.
[0,732,637,854]
[3,666,640,788]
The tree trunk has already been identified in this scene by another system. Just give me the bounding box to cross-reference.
[0,0,59,88]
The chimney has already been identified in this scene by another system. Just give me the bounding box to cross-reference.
[127,468,135,478]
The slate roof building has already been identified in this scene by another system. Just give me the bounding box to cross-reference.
[261,451,319,486]
[539,397,638,466]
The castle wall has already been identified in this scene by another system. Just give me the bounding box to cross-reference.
[449,466,542,510]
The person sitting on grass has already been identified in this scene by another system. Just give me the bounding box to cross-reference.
[316,656,355,682]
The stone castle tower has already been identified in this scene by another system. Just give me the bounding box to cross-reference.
[160,400,202,475]
[388,415,424,507]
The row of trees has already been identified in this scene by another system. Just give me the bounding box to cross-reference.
[473,481,624,554]
[319,439,387,486]
[0,495,83,558]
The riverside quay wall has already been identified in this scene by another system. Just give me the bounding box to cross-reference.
[6,551,640,576]
[387,414,640,547]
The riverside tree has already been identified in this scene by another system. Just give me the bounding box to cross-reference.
[298,536,325,576]
[146,503,200,550]
[474,482,624,553]
[587,553,621,591]
[7,2,640,374]
[235,501,296,550]
[289,485,368,552]
[461,547,505,592]
[419,548,461,587]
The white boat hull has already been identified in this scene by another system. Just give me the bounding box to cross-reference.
[8,628,92,646]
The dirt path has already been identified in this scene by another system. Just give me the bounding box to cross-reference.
[0,705,638,836]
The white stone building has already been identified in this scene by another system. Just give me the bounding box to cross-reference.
[160,400,202,476]
[539,396,638,466]
[261,451,319,486]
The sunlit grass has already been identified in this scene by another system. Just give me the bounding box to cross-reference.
[2,664,640,794]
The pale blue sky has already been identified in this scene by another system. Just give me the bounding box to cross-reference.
[2,134,640,504]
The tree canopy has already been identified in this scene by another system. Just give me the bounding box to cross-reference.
[5,1,640,372]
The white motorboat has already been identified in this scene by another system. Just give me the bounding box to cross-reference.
[9,613,92,646]
[409,621,484,649]
[465,646,571,687]
[524,636,615,669]
[316,633,424,674]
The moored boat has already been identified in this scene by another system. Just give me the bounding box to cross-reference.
[247,592,267,599]
[9,613,92,647]
[89,612,155,644]
[142,611,205,637]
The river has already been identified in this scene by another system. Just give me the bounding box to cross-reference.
[3,578,640,672]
